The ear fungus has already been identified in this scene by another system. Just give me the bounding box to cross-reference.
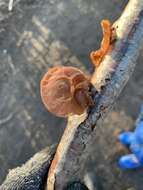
[40,66,93,118]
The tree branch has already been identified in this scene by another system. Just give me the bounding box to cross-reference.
[47,0,143,189]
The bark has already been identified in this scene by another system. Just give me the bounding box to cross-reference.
[47,0,143,190]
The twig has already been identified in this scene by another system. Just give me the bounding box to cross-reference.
[8,0,14,11]
[47,0,143,189]
[0,113,13,126]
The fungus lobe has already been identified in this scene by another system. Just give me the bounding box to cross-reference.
[40,66,93,117]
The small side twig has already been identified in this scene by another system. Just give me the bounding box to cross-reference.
[8,0,14,11]
[47,0,143,190]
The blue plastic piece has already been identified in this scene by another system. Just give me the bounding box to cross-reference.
[118,132,134,145]
[135,121,143,144]
[119,154,141,169]
[118,104,143,169]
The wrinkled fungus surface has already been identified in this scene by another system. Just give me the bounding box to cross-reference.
[40,66,93,117]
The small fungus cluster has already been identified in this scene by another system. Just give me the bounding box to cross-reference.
[40,20,115,117]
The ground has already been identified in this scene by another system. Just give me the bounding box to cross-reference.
[0,0,143,189]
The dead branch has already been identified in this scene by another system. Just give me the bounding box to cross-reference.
[47,0,143,189]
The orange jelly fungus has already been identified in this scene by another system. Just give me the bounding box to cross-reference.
[90,19,115,67]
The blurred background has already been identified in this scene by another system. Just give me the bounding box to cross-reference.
[0,0,143,189]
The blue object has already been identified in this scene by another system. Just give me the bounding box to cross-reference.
[118,105,143,169]
[119,132,134,145]
[119,154,141,169]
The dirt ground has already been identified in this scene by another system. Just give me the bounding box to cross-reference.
[0,0,143,189]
